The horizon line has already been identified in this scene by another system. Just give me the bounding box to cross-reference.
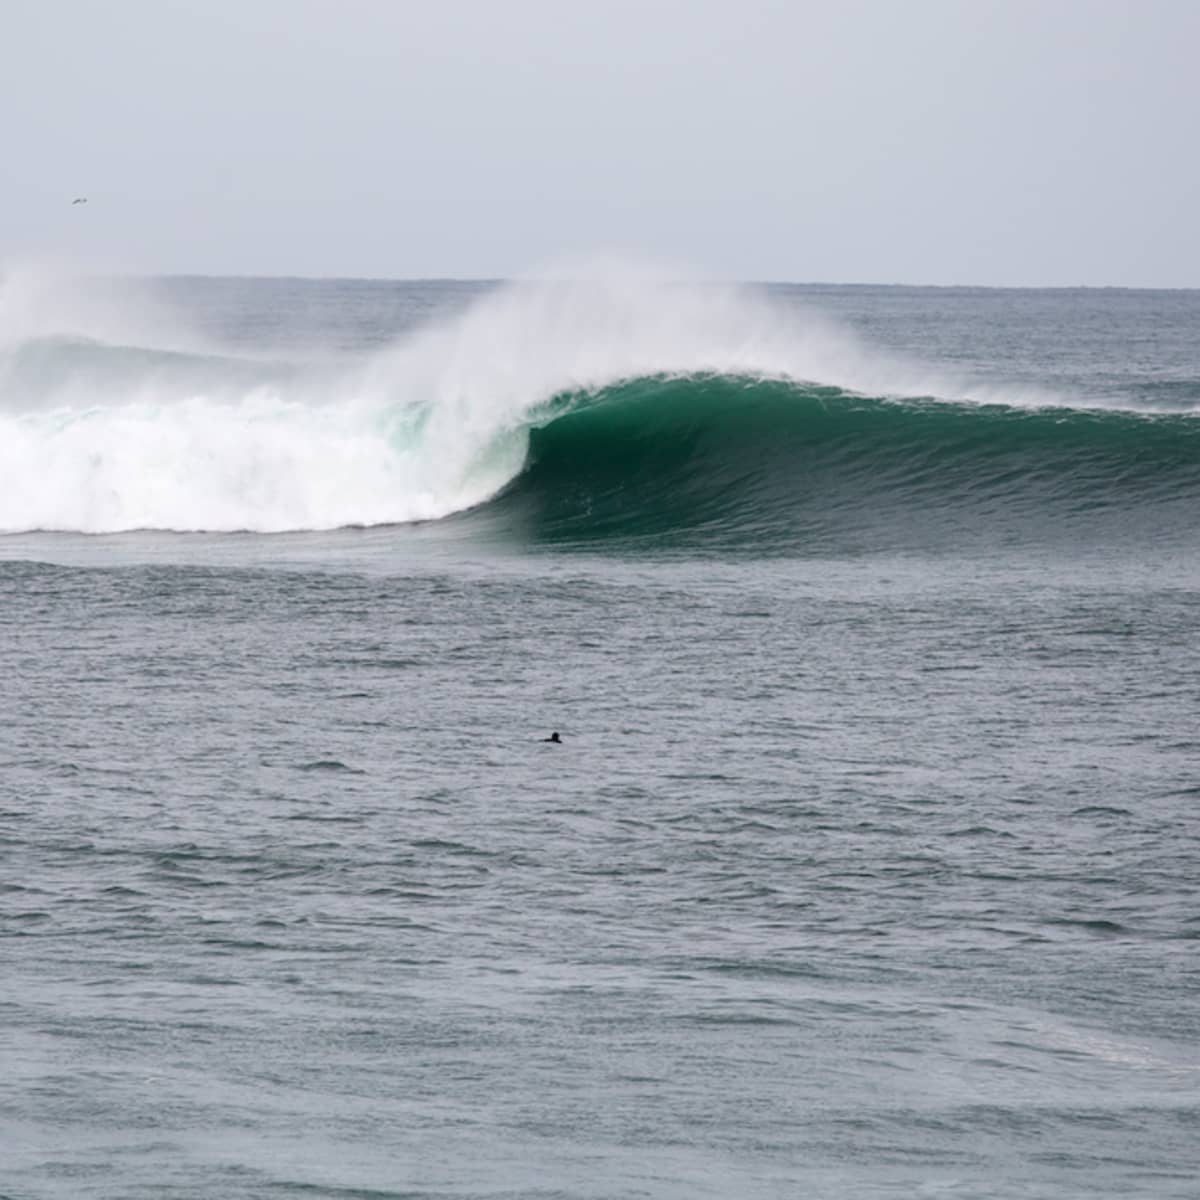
[128,272,1200,293]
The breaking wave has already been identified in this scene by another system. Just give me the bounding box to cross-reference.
[2,264,1197,549]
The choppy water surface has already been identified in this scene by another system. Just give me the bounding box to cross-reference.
[2,276,1199,1198]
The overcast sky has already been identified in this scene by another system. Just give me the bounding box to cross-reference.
[2,0,1196,285]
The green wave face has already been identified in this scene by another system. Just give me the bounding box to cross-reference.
[466,375,1200,554]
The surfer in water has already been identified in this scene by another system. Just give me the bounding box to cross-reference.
[542,732,562,744]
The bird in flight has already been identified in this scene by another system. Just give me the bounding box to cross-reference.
[72,197,88,205]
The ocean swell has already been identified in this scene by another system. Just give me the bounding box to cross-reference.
[482,375,1200,550]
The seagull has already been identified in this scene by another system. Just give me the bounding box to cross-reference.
[71,197,88,205]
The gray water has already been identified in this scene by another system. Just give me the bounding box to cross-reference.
[2,280,1199,1199]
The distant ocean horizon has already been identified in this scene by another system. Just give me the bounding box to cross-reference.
[125,272,1200,292]
[2,269,1198,1199]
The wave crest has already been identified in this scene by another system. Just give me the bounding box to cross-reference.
[483,375,1200,550]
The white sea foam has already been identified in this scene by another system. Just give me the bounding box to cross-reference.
[0,259,1078,534]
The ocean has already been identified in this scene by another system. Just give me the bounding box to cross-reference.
[1,270,1198,1199]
